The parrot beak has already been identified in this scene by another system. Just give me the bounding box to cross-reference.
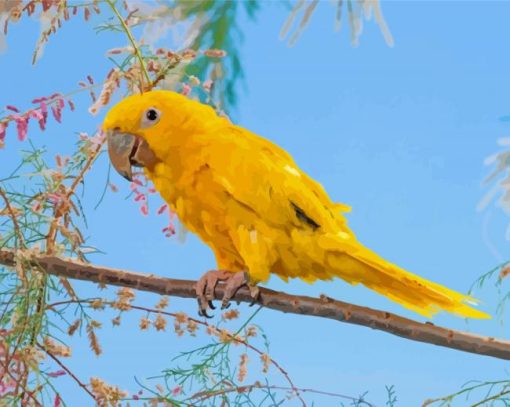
[107,130,157,182]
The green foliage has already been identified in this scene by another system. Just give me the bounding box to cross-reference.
[176,0,260,112]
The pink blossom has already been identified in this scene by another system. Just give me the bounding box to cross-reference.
[88,131,104,146]
[47,193,63,205]
[38,118,46,130]
[172,385,182,397]
[109,183,118,192]
[148,186,156,194]
[32,96,48,104]
[162,226,175,237]
[40,101,48,116]
[181,84,191,96]
[13,115,28,141]
[6,105,19,112]
[51,105,62,123]
[203,80,213,91]
[57,98,65,109]
[0,379,15,396]
[140,203,149,216]
[38,102,49,129]
[68,99,75,111]
[157,204,168,215]
[31,201,42,213]
[47,370,66,378]
[134,194,146,202]
[53,394,62,407]
[29,109,44,121]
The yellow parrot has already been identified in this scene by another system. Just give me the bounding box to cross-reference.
[103,90,489,319]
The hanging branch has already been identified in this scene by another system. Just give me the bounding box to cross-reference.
[0,249,507,360]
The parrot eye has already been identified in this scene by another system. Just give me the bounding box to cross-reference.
[141,107,161,128]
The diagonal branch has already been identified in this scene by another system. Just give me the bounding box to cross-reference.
[0,249,508,360]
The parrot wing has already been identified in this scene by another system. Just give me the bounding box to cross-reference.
[203,125,351,235]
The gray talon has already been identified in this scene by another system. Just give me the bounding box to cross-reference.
[196,270,256,316]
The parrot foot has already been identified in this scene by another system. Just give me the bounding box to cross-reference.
[195,270,258,317]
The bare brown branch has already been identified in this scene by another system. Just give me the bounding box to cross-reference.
[0,249,507,360]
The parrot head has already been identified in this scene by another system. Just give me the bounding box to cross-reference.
[103,90,220,181]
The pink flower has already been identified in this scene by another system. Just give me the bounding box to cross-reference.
[31,201,42,213]
[203,80,213,91]
[13,115,28,141]
[40,101,48,119]
[172,385,182,397]
[47,370,66,378]
[181,84,191,96]
[162,225,175,237]
[47,193,63,205]
[51,105,62,123]
[157,204,168,215]
[53,394,62,407]
[0,379,15,396]
[29,109,44,121]
[68,99,75,111]
[6,105,19,112]
[32,96,48,104]
[38,118,46,130]
[140,203,149,216]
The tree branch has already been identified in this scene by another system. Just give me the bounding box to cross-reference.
[0,249,508,360]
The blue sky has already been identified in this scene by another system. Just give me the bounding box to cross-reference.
[2,1,510,405]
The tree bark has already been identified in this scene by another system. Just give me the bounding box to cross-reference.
[1,249,508,360]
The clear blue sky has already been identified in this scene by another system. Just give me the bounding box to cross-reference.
[2,1,510,405]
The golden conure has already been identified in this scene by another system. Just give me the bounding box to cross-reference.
[103,90,489,320]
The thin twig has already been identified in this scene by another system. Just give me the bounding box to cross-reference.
[37,342,96,401]
[106,0,150,90]
[46,138,105,253]
[0,250,507,361]
[190,382,374,406]
[0,358,42,406]
[0,188,25,248]
[47,299,301,402]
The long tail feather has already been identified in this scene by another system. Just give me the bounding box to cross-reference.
[318,234,490,319]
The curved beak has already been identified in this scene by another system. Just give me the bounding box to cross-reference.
[106,130,157,182]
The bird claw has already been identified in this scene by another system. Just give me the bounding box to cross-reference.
[248,285,260,307]
[197,301,213,319]
[195,269,257,316]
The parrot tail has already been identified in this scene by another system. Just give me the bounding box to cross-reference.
[317,234,490,319]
